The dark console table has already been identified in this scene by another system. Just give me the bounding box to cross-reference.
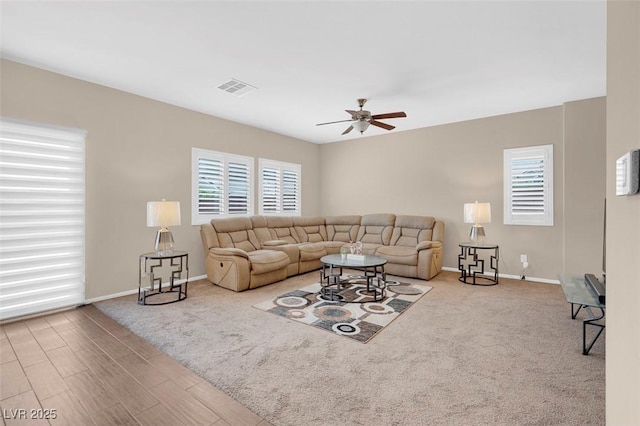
[558,274,605,355]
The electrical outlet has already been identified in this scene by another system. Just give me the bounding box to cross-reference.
[520,254,528,263]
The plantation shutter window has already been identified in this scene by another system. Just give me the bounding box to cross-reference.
[191,148,253,224]
[197,157,224,215]
[228,161,251,215]
[259,159,301,216]
[0,117,87,321]
[261,167,280,213]
[282,170,299,213]
[503,144,554,226]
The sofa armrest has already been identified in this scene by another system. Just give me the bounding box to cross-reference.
[200,223,218,252]
[416,241,442,251]
[209,247,250,259]
[262,240,289,247]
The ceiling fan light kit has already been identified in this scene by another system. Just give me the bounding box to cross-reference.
[317,98,407,136]
[352,120,370,134]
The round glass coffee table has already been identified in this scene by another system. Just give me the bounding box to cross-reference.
[320,254,387,302]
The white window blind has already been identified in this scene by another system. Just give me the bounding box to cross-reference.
[282,170,299,213]
[261,167,280,214]
[504,144,554,226]
[191,148,253,224]
[259,159,301,216]
[0,117,86,320]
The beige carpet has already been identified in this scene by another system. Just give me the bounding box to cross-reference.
[96,271,605,426]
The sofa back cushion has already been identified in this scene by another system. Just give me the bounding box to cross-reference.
[211,217,259,252]
[390,215,436,247]
[356,214,396,245]
[325,215,361,242]
[250,215,273,245]
[265,216,299,244]
[293,216,328,243]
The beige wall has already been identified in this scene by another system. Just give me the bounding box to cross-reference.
[563,98,607,275]
[0,59,321,299]
[320,100,605,281]
[606,1,640,424]
[0,60,608,287]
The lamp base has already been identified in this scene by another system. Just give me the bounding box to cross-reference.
[154,228,174,254]
[469,225,486,244]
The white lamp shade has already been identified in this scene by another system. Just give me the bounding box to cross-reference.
[147,200,181,227]
[352,120,370,133]
[464,202,491,224]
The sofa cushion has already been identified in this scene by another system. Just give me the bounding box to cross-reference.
[360,243,383,256]
[211,217,252,233]
[293,216,328,243]
[211,217,259,252]
[391,215,436,246]
[229,231,258,253]
[209,247,249,258]
[356,214,395,245]
[325,215,361,242]
[376,245,418,266]
[264,244,300,265]
[263,240,289,246]
[265,216,299,244]
[298,243,327,261]
[319,241,346,252]
[246,250,290,275]
[250,215,272,244]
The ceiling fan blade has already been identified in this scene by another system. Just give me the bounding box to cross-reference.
[370,120,395,131]
[371,112,407,120]
[345,109,360,118]
[341,125,354,135]
[316,119,354,126]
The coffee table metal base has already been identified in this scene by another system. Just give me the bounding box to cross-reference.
[320,265,387,303]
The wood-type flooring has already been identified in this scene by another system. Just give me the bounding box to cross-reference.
[0,304,271,426]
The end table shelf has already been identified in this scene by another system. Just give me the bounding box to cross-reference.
[138,251,189,305]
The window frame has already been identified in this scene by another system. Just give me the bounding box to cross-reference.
[191,147,254,225]
[258,158,302,216]
[503,144,554,226]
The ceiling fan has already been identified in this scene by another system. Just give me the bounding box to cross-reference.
[316,98,407,135]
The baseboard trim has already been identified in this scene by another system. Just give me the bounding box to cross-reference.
[441,267,560,284]
[84,274,208,304]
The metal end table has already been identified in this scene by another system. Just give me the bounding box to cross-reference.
[457,242,499,286]
[138,251,189,305]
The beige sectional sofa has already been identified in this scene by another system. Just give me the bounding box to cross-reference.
[200,214,444,292]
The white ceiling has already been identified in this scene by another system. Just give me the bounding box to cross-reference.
[0,1,606,144]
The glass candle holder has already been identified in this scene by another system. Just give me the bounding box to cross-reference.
[340,247,348,262]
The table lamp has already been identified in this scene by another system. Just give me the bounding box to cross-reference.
[147,199,181,254]
[464,201,491,244]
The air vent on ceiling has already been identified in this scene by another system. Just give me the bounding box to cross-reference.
[217,78,257,97]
